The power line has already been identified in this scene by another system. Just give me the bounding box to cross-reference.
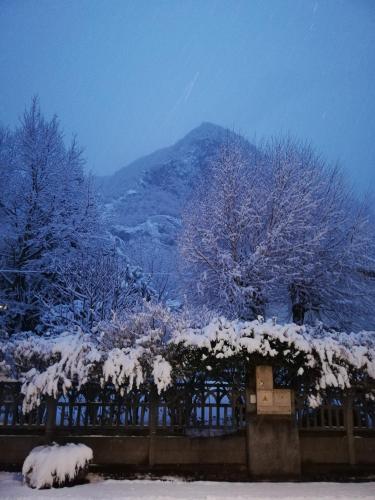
[0,269,40,274]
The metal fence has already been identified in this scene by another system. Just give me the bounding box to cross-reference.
[1,382,374,435]
[295,393,375,431]
[0,382,246,435]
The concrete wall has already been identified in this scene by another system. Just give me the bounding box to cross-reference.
[354,436,375,465]
[0,433,246,470]
[300,432,375,466]
[0,435,46,467]
[300,433,350,464]
[1,431,374,477]
[152,434,246,465]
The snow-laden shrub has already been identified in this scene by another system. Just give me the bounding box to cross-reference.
[171,317,375,404]
[22,443,93,489]
[21,331,101,412]
[17,305,175,409]
[4,310,375,412]
[100,302,175,395]
[101,347,172,396]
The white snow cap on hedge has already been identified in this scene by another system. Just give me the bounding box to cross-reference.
[22,442,93,489]
[172,317,375,394]
[152,355,172,394]
[102,346,145,393]
[21,331,101,412]
[14,316,375,412]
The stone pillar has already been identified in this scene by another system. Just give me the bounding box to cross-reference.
[245,366,256,473]
[247,413,301,478]
[246,366,301,478]
[345,394,356,466]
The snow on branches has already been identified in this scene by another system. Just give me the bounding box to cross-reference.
[20,331,101,412]
[172,317,375,399]
[2,311,374,412]
[101,303,174,394]
[180,136,375,330]
[152,355,172,394]
[102,346,145,393]
[2,303,177,411]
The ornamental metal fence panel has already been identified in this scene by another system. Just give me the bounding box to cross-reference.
[0,381,247,435]
[295,392,375,432]
[0,382,374,435]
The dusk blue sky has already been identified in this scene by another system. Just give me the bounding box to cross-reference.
[1,0,374,191]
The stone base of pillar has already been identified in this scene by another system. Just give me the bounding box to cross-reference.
[247,414,301,478]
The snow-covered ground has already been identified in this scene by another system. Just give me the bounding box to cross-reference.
[0,473,374,500]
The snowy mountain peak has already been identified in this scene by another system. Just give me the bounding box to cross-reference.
[97,122,243,201]
[178,122,230,143]
[97,124,253,289]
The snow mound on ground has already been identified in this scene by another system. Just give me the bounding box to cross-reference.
[22,443,93,489]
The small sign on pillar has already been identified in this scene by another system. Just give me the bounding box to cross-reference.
[257,389,273,408]
[256,366,292,415]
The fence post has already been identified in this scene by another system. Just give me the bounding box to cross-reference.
[345,393,356,466]
[245,367,256,473]
[148,384,158,467]
[45,396,57,444]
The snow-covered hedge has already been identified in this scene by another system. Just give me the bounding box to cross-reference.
[171,317,375,406]
[22,443,93,489]
[20,331,101,412]
[1,314,374,411]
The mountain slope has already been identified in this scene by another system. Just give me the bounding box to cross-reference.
[96,123,253,295]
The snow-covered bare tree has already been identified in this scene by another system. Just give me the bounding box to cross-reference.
[41,247,154,333]
[0,98,98,332]
[264,137,375,329]
[125,237,174,303]
[180,136,271,320]
[180,134,375,329]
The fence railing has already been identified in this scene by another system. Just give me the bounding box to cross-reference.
[0,399,47,431]
[1,382,374,435]
[295,393,375,432]
[295,402,345,430]
[0,382,246,435]
[353,395,375,430]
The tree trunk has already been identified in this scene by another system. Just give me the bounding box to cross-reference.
[292,303,305,325]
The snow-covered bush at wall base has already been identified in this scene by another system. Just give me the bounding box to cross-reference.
[22,442,93,489]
